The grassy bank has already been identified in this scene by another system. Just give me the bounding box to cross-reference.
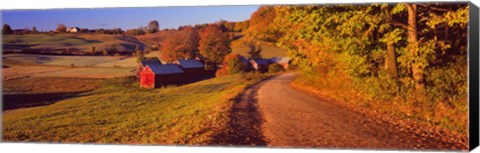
[3,74,263,144]
[290,73,467,137]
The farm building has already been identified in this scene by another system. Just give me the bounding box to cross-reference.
[67,27,80,33]
[140,64,185,88]
[239,55,252,71]
[135,60,163,78]
[174,59,205,78]
[250,58,271,72]
[269,57,290,69]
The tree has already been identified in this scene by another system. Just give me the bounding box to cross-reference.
[216,54,244,76]
[245,6,282,42]
[136,50,145,62]
[147,20,160,33]
[135,45,145,62]
[268,63,285,73]
[90,46,96,55]
[56,24,67,33]
[263,3,468,129]
[31,26,38,34]
[2,24,13,34]
[247,43,262,59]
[125,28,145,35]
[160,26,200,62]
[198,24,231,69]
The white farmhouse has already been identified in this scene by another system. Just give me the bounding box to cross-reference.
[67,27,80,33]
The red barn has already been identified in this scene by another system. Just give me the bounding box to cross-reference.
[140,64,184,88]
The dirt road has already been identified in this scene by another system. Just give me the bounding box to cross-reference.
[217,73,466,150]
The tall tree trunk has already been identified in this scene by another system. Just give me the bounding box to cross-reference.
[405,3,424,90]
[384,8,399,79]
[386,41,399,78]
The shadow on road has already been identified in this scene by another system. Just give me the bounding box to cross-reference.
[211,80,268,146]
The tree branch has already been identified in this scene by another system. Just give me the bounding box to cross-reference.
[417,4,449,12]
[389,20,409,29]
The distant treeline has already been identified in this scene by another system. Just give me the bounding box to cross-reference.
[2,20,249,36]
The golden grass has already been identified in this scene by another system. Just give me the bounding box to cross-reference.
[3,74,260,144]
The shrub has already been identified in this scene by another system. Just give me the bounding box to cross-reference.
[215,68,229,76]
[241,71,268,82]
[216,54,244,77]
[90,46,96,55]
[268,63,285,73]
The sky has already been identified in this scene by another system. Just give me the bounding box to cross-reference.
[1,5,259,31]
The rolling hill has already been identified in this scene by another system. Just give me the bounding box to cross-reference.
[3,33,146,52]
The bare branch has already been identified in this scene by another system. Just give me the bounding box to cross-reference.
[417,4,449,12]
[389,20,409,29]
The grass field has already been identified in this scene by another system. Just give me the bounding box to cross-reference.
[2,52,162,79]
[4,52,159,68]
[2,74,262,144]
[3,33,145,52]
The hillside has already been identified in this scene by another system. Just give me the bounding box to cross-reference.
[230,36,287,58]
[135,30,179,47]
[3,33,146,52]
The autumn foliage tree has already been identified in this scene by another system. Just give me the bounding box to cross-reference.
[216,54,244,76]
[31,26,38,34]
[245,6,282,42]
[147,20,160,33]
[198,24,231,69]
[2,24,13,34]
[56,24,67,33]
[161,26,199,62]
[253,3,469,133]
[247,43,262,59]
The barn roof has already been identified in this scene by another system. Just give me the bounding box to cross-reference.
[239,56,250,64]
[140,60,162,67]
[251,58,270,65]
[269,57,290,63]
[146,64,184,75]
[175,59,204,69]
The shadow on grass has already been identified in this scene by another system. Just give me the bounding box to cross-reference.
[2,92,85,111]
